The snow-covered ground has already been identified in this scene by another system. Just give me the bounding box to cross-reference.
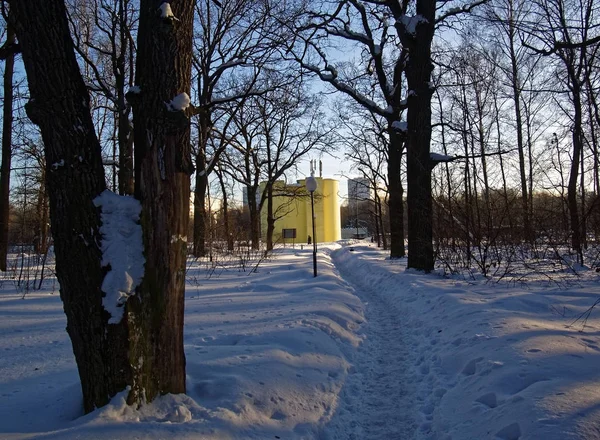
[1,242,600,439]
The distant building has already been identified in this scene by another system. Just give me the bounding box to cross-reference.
[242,186,248,207]
[346,178,373,236]
[347,178,371,209]
[260,177,341,244]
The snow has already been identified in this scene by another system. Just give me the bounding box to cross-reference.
[2,242,600,439]
[392,120,408,132]
[398,14,428,36]
[158,2,174,18]
[166,92,190,111]
[51,159,64,170]
[93,190,145,324]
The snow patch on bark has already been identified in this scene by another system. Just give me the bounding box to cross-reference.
[159,2,175,18]
[94,190,145,324]
[392,120,407,132]
[166,92,190,111]
[398,14,428,35]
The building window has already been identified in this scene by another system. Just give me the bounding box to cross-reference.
[282,229,297,239]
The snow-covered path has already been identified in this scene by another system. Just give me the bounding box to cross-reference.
[3,243,600,439]
[322,248,417,439]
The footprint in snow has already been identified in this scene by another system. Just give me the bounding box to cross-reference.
[496,422,521,440]
[475,392,498,409]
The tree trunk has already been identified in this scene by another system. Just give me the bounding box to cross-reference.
[387,125,405,258]
[266,183,275,251]
[117,0,134,196]
[34,168,50,255]
[462,96,473,264]
[193,153,208,257]
[128,0,194,404]
[380,194,388,250]
[11,0,132,413]
[507,5,532,243]
[192,111,211,257]
[404,0,435,271]
[217,169,233,251]
[247,186,260,250]
[0,22,15,271]
[567,67,583,263]
[374,193,381,247]
[117,104,134,195]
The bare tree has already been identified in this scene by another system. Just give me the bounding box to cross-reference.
[336,100,391,249]
[190,0,282,257]
[67,0,137,195]
[11,0,194,412]
[224,80,329,251]
[283,0,486,270]
[525,0,599,263]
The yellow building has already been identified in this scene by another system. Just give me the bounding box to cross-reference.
[260,177,341,244]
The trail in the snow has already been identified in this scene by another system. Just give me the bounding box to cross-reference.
[321,249,418,440]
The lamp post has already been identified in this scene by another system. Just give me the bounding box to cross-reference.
[306,174,317,277]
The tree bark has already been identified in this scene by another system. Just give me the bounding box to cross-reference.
[128,0,194,404]
[192,109,210,258]
[247,185,260,249]
[0,21,15,271]
[34,167,50,255]
[266,183,275,251]
[10,0,132,413]
[506,2,532,243]
[116,0,134,196]
[404,0,435,272]
[567,78,583,262]
[193,154,208,257]
[217,167,233,251]
[387,125,405,257]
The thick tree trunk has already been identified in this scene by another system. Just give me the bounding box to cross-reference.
[0,22,15,271]
[11,0,132,413]
[404,0,435,272]
[128,0,194,404]
[387,126,405,258]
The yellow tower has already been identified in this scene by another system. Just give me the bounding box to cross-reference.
[260,178,341,244]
